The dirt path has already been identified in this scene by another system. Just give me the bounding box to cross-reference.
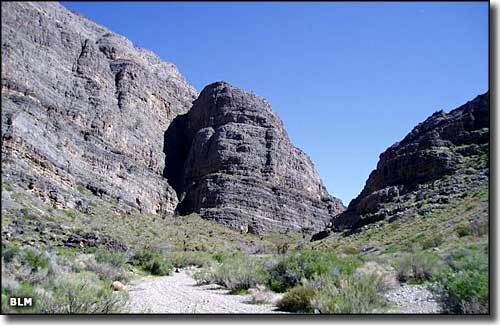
[127,270,441,314]
[127,269,283,313]
[385,284,441,314]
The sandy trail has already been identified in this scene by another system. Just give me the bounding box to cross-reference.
[127,269,283,314]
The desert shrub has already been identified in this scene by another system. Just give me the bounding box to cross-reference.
[167,251,213,268]
[55,246,79,258]
[1,247,128,314]
[433,247,488,314]
[129,250,173,276]
[246,285,275,305]
[311,272,389,313]
[393,249,441,282]
[94,249,128,267]
[341,245,359,255]
[1,273,19,293]
[276,242,289,255]
[268,250,361,292]
[455,224,471,237]
[193,268,218,285]
[454,222,488,238]
[1,282,42,313]
[243,243,268,254]
[421,233,444,250]
[277,286,315,313]
[212,251,229,263]
[40,272,127,313]
[83,258,129,283]
[214,255,268,293]
[3,247,50,272]
[354,261,398,291]
[2,247,53,285]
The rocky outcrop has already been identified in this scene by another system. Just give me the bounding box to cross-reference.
[164,82,344,234]
[330,92,489,232]
[2,2,197,215]
[2,2,344,236]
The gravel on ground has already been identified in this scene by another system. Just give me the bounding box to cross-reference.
[128,269,441,314]
[127,269,283,314]
[385,283,441,314]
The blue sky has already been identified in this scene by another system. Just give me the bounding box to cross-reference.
[62,1,488,205]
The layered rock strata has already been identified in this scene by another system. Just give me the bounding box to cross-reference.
[164,82,345,234]
[2,2,344,235]
[330,92,489,232]
[2,2,197,215]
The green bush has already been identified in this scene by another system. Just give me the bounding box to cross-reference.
[393,249,441,282]
[81,256,129,283]
[2,247,53,287]
[434,247,488,314]
[129,250,173,276]
[214,255,268,293]
[342,245,359,255]
[277,286,315,313]
[311,273,389,313]
[268,250,361,292]
[41,272,127,313]
[94,249,127,267]
[1,282,41,313]
[193,268,218,285]
[454,222,488,238]
[455,224,471,237]
[421,233,444,250]
[167,251,213,268]
[1,247,128,314]
[3,247,50,272]
[276,242,290,255]
[212,251,229,263]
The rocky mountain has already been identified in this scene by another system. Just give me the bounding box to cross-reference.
[164,82,344,234]
[326,92,489,235]
[1,2,343,237]
[2,2,197,216]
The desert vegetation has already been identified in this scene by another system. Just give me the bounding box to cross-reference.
[1,177,489,314]
[190,250,395,313]
[1,246,128,313]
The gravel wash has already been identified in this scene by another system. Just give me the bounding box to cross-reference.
[127,269,283,314]
[385,283,441,314]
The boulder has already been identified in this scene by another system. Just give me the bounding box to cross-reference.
[111,281,125,291]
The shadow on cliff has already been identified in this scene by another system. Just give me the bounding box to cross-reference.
[162,113,190,202]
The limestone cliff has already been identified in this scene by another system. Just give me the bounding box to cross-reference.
[1,2,344,236]
[164,82,344,234]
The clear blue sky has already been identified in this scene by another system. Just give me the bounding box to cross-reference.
[61,1,488,205]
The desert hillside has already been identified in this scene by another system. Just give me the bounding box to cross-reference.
[1,2,489,315]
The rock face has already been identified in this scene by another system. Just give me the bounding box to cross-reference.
[330,92,489,231]
[2,2,344,236]
[164,82,344,234]
[2,2,198,215]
